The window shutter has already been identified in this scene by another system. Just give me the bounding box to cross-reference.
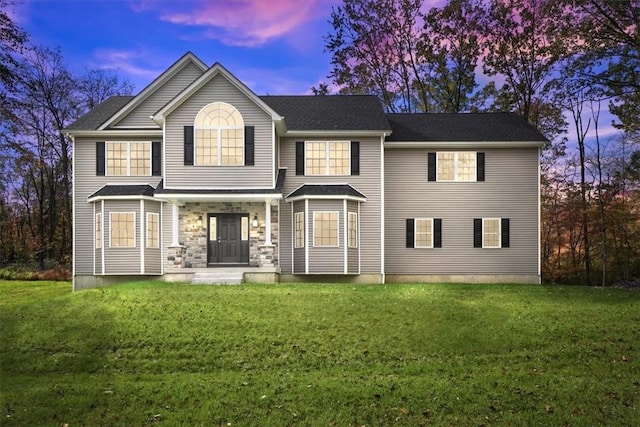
[296,141,304,175]
[406,218,415,248]
[245,126,255,166]
[427,152,436,181]
[351,141,360,175]
[184,126,194,166]
[434,218,442,248]
[152,141,161,176]
[96,141,105,176]
[501,218,510,248]
[477,152,485,181]
[473,218,483,248]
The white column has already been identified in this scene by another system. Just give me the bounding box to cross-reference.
[265,199,272,245]
[171,201,180,246]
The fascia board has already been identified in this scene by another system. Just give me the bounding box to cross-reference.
[383,140,545,149]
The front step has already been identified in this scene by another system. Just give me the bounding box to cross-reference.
[191,272,244,285]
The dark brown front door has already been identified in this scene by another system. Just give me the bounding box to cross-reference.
[207,214,249,265]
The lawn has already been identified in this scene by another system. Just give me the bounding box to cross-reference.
[1,280,639,426]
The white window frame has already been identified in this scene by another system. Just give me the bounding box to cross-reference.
[347,212,358,248]
[414,218,434,248]
[194,102,244,166]
[313,211,339,247]
[95,213,102,249]
[305,141,350,176]
[109,212,136,248]
[436,151,476,182]
[482,218,501,249]
[105,141,152,176]
[146,212,159,249]
[294,212,305,248]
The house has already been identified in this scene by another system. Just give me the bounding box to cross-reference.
[64,52,546,290]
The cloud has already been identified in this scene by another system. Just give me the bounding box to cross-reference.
[146,0,337,47]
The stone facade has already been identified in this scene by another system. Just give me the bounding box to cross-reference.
[165,201,278,271]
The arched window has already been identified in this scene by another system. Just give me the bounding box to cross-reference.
[194,102,244,165]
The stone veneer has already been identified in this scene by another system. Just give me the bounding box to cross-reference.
[165,201,278,271]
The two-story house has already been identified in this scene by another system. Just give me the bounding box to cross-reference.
[65,52,545,290]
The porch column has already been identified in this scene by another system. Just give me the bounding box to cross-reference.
[264,200,272,245]
[171,201,180,246]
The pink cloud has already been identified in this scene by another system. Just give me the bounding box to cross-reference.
[154,0,337,47]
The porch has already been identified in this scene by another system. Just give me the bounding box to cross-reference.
[164,266,280,285]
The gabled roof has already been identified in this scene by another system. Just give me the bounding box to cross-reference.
[385,113,547,143]
[65,96,134,131]
[152,62,283,125]
[262,95,391,133]
[98,52,208,130]
[286,184,367,202]
[154,169,287,196]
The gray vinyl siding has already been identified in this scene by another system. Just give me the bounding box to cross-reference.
[73,137,162,276]
[164,75,274,189]
[104,201,141,275]
[278,136,383,275]
[292,201,305,274]
[347,201,359,274]
[144,201,162,274]
[384,147,539,275]
[115,62,204,128]
[308,200,343,274]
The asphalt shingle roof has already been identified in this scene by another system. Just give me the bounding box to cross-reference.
[261,95,391,131]
[385,113,547,142]
[88,184,155,199]
[66,96,134,130]
[154,169,287,195]
[286,184,366,200]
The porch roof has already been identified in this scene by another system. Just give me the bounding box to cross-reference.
[285,184,367,202]
[87,184,156,202]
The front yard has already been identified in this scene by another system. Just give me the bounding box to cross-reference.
[1,280,638,425]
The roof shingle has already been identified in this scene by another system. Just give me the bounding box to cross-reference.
[65,96,134,130]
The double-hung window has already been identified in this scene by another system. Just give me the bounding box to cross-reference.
[146,213,159,249]
[474,218,510,248]
[313,211,339,247]
[110,212,135,248]
[95,213,102,249]
[294,212,305,248]
[106,142,151,176]
[306,141,350,175]
[406,218,442,248]
[195,102,244,166]
[437,152,476,181]
[347,212,358,248]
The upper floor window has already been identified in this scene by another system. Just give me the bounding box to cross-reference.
[107,142,151,176]
[437,152,476,182]
[195,102,244,166]
[305,141,350,175]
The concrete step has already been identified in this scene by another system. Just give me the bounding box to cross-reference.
[191,272,244,285]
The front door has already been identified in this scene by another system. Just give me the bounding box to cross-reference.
[207,214,250,265]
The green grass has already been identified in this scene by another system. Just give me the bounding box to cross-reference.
[1,280,639,426]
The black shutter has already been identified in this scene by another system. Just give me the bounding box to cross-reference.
[428,152,436,181]
[501,218,510,248]
[296,141,304,175]
[96,141,105,176]
[406,218,415,248]
[245,126,255,166]
[477,152,485,181]
[351,141,360,175]
[152,141,161,176]
[473,218,483,248]
[184,126,194,166]
[434,218,442,248]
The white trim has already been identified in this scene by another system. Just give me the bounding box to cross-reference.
[482,218,502,249]
[304,199,309,274]
[105,141,152,177]
[93,205,97,275]
[380,134,385,280]
[294,211,305,249]
[146,212,160,249]
[384,140,545,149]
[284,130,390,138]
[265,200,272,245]
[140,200,145,274]
[163,123,167,188]
[65,130,163,138]
[304,140,351,176]
[72,135,76,280]
[101,201,105,274]
[414,218,434,248]
[272,122,276,188]
[312,211,340,248]
[158,193,282,203]
[358,202,362,275]
[87,195,158,203]
[160,202,164,275]
[537,146,541,280]
[171,202,180,246]
[285,194,366,203]
[348,211,358,249]
[291,205,295,273]
[343,200,348,274]
[109,211,136,248]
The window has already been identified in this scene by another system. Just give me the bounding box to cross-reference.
[146,213,159,248]
[241,216,249,240]
[209,216,217,240]
[313,211,339,247]
[415,218,433,248]
[110,212,135,248]
[195,102,244,166]
[305,141,350,175]
[348,212,358,248]
[406,218,442,248]
[295,212,305,248]
[106,142,151,176]
[436,152,476,182]
[95,213,102,249]
[474,218,509,248]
